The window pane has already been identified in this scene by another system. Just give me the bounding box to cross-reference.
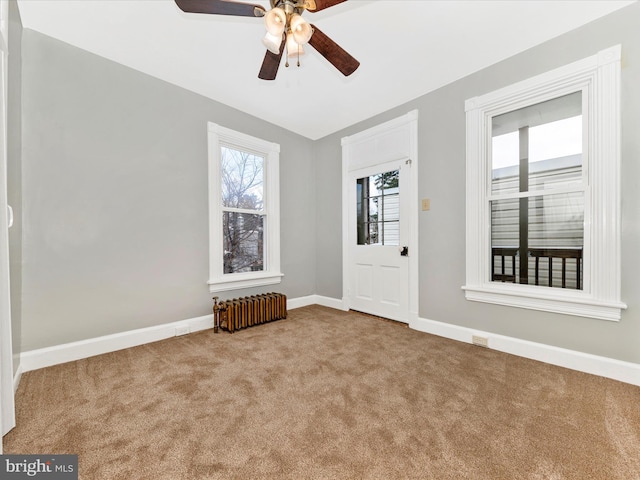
[356,180,367,245]
[375,171,399,192]
[383,194,399,222]
[223,212,264,274]
[491,191,583,289]
[356,170,400,246]
[528,115,582,191]
[491,131,520,195]
[369,221,380,245]
[221,147,264,210]
[383,218,400,245]
[492,92,582,196]
[368,197,379,218]
[369,176,380,196]
[490,197,520,249]
[530,192,584,249]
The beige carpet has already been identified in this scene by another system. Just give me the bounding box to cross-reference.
[4,305,640,479]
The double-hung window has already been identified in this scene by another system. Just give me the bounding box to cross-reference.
[208,123,282,292]
[464,45,626,321]
[490,92,584,289]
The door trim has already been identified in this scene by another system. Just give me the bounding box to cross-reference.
[0,0,15,444]
[341,110,419,322]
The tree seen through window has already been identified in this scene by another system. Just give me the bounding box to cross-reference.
[221,147,265,274]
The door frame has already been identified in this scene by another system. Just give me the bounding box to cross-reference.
[341,110,419,323]
[0,0,15,446]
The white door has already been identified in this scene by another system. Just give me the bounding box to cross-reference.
[342,111,419,324]
[347,161,410,321]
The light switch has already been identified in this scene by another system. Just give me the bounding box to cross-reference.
[422,198,430,211]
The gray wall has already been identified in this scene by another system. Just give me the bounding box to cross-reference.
[20,30,316,351]
[14,3,640,365]
[315,2,640,364]
[8,0,22,374]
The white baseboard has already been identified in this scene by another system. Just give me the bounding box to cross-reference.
[286,295,316,310]
[410,316,640,387]
[16,298,639,389]
[287,295,347,311]
[17,296,345,376]
[20,314,214,374]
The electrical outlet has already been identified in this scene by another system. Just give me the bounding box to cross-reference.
[175,325,190,336]
[472,335,489,348]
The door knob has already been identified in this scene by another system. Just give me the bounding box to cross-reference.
[400,246,409,256]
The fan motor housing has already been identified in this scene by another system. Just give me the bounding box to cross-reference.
[273,0,306,16]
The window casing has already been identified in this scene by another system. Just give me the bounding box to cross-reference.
[463,45,626,321]
[208,123,282,292]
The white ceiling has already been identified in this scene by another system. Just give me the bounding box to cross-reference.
[16,0,635,140]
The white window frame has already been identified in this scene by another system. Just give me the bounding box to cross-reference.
[463,45,626,321]
[207,123,282,292]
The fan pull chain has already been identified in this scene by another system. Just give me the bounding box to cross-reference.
[284,31,289,68]
[284,36,302,68]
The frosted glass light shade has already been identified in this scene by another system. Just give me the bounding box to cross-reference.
[286,33,305,58]
[264,7,286,36]
[262,32,282,55]
[290,14,312,45]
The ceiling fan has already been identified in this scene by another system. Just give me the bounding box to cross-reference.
[174,0,360,80]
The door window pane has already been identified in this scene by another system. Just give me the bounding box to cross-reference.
[356,170,399,246]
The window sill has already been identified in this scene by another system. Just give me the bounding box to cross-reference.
[208,272,284,293]
[462,284,627,322]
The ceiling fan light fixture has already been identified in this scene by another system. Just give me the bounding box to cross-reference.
[264,7,286,36]
[262,31,283,55]
[173,0,359,80]
[290,13,313,45]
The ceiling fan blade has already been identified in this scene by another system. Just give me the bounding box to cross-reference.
[304,0,348,13]
[258,38,286,80]
[175,0,265,17]
[308,25,360,77]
